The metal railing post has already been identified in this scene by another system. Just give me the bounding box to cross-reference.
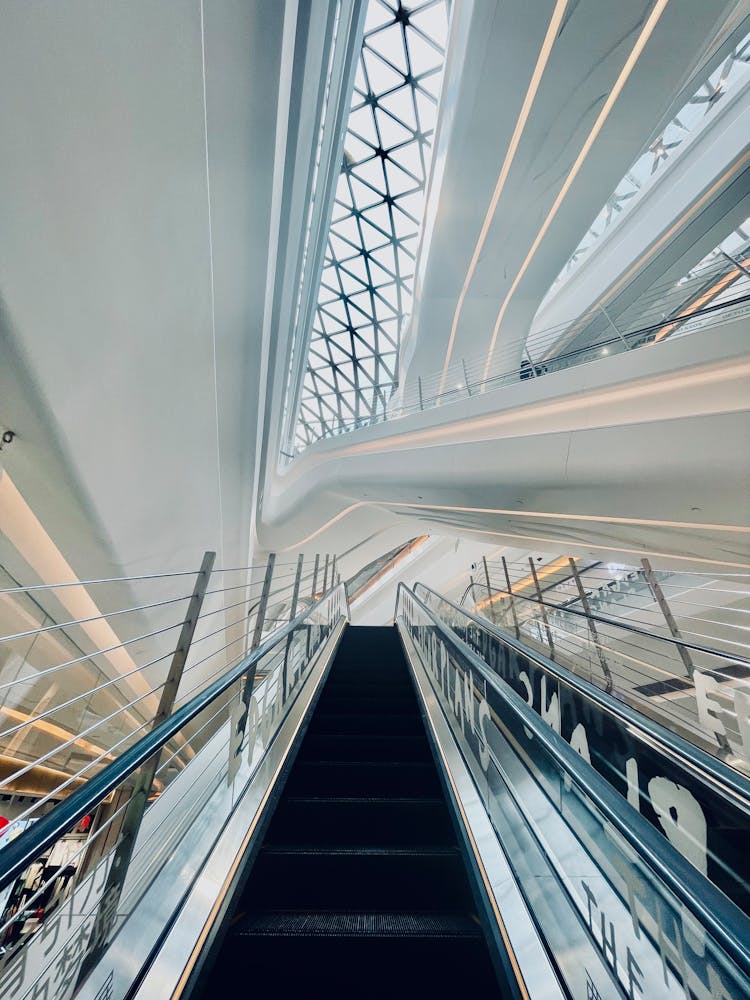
[569,557,613,692]
[599,304,631,350]
[76,550,215,981]
[289,554,303,621]
[312,553,320,598]
[502,557,521,639]
[251,553,276,650]
[418,376,424,411]
[482,557,495,624]
[283,554,304,698]
[640,558,695,678]
[462,358,472,396]
[229,553,277,787]
[322,554,330,594]
[529,557,555,656]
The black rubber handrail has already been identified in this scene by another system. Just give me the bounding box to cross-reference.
[414,582,750,808]
[0,584,347,895]
[460,578,750,667]
[397,583,750,979]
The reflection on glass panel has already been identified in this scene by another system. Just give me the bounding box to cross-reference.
[397,588,750,1000]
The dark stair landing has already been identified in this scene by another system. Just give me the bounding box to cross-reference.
[197,625,504,998]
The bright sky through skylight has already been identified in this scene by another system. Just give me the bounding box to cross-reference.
[294,0,450,452]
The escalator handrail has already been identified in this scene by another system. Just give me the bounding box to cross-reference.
[397,583,750,978]
[413,581,750,809]
[0,582,348,895]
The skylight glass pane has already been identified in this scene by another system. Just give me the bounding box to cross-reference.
[294,0,450,451]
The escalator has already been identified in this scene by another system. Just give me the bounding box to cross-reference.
[4,579,750,1000]
[196,626,505,998]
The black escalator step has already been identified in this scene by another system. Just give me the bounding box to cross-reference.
[333,654,405,668]
[266,796,455,847]
[214,924,501,999]
[329,641,403,656]
[259,844,457,855]
[633,676,693,697]
[317,693,415,711]
[327,658,407,671]
[322,680,413,696]
[315,696,415,715]
[285,760,441,797]
[321,672,411,686]
[298,733,432,763]
[307,712,423,736]
[325,660,408,674]
[319,681,411,691]
[234,910,483,938]
[246,845,472,910]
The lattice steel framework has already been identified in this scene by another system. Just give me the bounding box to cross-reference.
[294,0,449,451]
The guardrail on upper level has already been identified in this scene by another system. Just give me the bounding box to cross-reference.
[290,252,750,453]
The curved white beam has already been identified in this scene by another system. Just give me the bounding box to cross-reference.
[259,321,750,569]
[399,0,744,394]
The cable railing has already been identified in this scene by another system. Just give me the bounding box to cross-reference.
[291,252,750,452]
[463,554,750,771]
[0,550,339,801]
[0,568,348,997]
[472,555,750,652]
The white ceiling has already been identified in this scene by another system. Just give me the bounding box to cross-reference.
[0,0,288,584]
[0,0,748,620]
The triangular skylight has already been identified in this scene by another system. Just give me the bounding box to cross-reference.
[293,0,450,451]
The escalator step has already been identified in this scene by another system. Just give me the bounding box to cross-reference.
[298,733,433,762]
[266,796,454,847]
[246,845,471,910]
[233,910,483,938]
[317,694,416,713]
[322,679,413,696]
[285,760,441,797]
[307,712,423,735]
[218,915,500,997]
